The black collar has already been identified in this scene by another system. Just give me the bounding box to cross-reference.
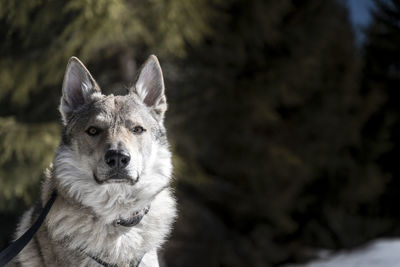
[113,205,150,227]
[87,253,117,267]
[87,252,144,267]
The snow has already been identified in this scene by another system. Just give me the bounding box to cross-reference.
[286,239,400,267]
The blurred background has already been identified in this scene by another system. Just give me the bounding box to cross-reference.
[1,0,400,266]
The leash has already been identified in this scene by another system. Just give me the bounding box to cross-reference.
[0,190,58,267]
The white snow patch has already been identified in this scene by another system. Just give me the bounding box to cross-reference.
[286,239,400,267]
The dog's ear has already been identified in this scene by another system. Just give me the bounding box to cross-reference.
[60,57,100,124]
[132,55,167,121]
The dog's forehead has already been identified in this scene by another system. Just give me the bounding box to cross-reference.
[92,94,146,122]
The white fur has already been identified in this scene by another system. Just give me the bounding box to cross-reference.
[54,140,171,223]
[47,137,175,265]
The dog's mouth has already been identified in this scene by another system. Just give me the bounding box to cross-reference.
[93,172,139,185]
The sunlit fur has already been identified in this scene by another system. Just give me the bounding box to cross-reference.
[12,56,177,267]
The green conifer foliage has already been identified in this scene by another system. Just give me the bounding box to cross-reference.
[0,0,213,106]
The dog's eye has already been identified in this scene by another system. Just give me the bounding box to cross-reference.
[131,126,146,135]
[86,126,100,136]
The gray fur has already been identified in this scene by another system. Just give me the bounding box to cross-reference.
[10,56,177,267]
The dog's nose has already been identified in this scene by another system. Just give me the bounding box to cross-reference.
[104,149,131,169]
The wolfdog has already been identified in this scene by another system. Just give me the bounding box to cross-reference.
[10,55,177,266]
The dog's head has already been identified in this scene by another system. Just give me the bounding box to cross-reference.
[53,56,172,222]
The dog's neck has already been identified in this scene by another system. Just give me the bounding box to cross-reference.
[54,183,152,228]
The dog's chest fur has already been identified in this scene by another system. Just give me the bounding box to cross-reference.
[14,176,176,267]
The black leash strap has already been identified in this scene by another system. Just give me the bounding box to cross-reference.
[0,190,57,267]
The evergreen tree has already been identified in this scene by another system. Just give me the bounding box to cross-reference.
[165,0,385,266]
[362,0,400,224]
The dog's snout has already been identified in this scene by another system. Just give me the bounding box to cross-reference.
[105,149,131,169]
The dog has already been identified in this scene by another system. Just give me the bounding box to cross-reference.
[9,55,177,266]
